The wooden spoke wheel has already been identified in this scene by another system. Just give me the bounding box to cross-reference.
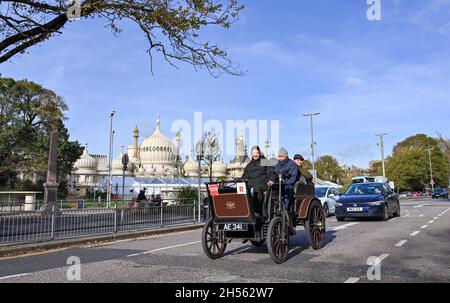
[267,216,290,264]
[202,219,227,259]
[305,200,326,250]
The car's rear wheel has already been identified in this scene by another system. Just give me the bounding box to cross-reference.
[305,200,326,250]
[394,202,401,217]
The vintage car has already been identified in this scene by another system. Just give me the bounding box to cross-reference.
[201,176,326,264]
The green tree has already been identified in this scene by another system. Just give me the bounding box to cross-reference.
[0,0,244,76]
[176,185,198,205]
[0,77,83,196]
[315,155,344,184]
[386,134,449,191]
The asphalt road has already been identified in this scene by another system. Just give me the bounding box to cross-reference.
[0,199,449,283]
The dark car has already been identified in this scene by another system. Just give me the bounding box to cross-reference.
[335,182,400,222]
[432,188,448,199]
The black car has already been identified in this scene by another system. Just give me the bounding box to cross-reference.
[432,188,448,199]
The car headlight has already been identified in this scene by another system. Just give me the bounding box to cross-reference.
[367,201,384,206]
[336,202,343,207]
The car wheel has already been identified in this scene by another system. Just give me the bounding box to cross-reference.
[336,216,346,222]
[324,203,329,218]
[381,204,389,221]
[394,202,401,217]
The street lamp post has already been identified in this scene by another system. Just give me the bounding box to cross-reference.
[196,137,205,223]
[427,148,434,192]
[303,113,320,179]
[107,111,115,205]
[376,133,388,179]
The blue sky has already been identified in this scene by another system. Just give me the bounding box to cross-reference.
[1,0,450,167]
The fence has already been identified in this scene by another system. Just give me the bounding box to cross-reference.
[0,199,207,247]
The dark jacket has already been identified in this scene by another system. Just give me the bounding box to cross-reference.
[297,165,314,184]
[270,158,299,187]
[137,190,147,201]
[242,157,271,189]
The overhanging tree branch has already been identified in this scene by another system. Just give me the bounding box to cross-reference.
[0,0,244,76]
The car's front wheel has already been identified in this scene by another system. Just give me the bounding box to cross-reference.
[324,203,329,218]
[336,216,346,222]
[381,204,389,221]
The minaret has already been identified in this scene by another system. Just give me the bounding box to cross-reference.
[133,126,140,163]
[175,130,181,177]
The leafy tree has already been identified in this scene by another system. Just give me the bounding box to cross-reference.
[0,0,244,76]
[176,185,198,205]
[386,134,449,191]
[0,77,83,196]
[315,155,344,184]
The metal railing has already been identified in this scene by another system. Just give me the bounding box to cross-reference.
[0,199,205,247]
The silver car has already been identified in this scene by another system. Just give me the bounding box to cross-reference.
[315,186,340,217]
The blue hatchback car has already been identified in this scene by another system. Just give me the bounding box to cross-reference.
[335,182,400,222]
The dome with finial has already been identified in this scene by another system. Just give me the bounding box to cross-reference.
[184,150,199,177]
[74,144,97,173]
[212,159,227,177]
[139,114,176,165]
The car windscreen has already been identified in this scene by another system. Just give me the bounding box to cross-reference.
[434,189,445,193]
[345,184,384,196]
[315,187,328,198]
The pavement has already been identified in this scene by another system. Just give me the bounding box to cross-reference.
[0,199,449,283]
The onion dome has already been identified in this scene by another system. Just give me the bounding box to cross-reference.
[212,159,227,177]
[74,144,96,174]
[139,115,176,165]
[184,151,199,177]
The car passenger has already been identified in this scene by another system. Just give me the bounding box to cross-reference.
[268,148,299,210]
[293,154,313,185]
[242,146,271,215]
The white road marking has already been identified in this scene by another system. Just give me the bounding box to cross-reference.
[421,225,428,229]
[428,220,434,224]
[433,217,438,220]
[395,240,408,247]
[127,241,201,257]
[410,231,420,236]
[330,222,360,231]
[418,214,424,217]
[344,277,360,283]
[0,273,31,281]
[390,218,398,222]
[403,214,410,218]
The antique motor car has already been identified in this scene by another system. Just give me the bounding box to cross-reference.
[201,176,326,264]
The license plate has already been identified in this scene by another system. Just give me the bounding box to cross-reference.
[218,223,248,231]
[347,207,363,212]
